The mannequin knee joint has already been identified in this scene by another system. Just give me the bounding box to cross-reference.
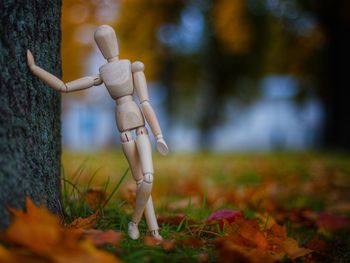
[143,173,153,184]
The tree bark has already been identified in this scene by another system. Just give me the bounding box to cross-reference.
[0,0,62,228]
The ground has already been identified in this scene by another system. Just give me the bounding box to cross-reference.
[1,151,349,262]
[61,151,350,262]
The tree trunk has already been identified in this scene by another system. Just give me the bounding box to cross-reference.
[0,0,62,228]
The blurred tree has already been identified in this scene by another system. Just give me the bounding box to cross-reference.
[61,0,100,84]
[62,0,347,149]
[0,0,62,228]
[239,0,350,150]
[310,0,350,149]
[114,0,267,148]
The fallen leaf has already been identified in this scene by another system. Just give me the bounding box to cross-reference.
[85,188,108,209]
[143,236,176,250]
[157,213,187,225]
[0,198,121,263]
[5,198,62,254]
[316,212,349,231]
[178,237,206,248]
[213,237,275,263]
[213,217,312,262]
[68,211,99,229]
[83,229,123,246]
[269,224,287,240]
[207,209,243,229]
[305,236,328,251]
[144,236,161,246]
[237,220,268,249]
[161,239,176,251]
[197,253,209,263]
[282,237,313,260]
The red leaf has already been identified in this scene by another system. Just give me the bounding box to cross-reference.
[207,209,243,228]
[316,212,349,231]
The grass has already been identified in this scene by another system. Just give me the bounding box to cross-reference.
[61,150,350,262]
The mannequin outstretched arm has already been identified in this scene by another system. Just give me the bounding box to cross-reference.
[132,61,169,155]
[27,50,103,93]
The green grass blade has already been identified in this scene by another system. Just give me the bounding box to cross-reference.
[103,168,129,208]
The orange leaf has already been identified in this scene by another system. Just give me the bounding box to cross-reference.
[68,211,99,229]
[84,229,123,246]
[213,237,276,263]
[161,239,176,251]
[85,188,108,210]
[269,224,287,240]
[143,236,176,250]
[1,198,121,263]
[5,198,62,254]
[144,236,161,246]
[238,220,268,249]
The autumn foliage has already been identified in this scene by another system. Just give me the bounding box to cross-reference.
[1,152,349,262]
[0,200,313,263]
[0,198,122,263]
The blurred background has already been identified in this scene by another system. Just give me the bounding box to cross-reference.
[60,0,349,152]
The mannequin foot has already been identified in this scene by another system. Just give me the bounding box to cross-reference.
[150,230,163,241]
[128,222,140,240]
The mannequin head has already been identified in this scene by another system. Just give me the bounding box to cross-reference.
[94,25,119,61]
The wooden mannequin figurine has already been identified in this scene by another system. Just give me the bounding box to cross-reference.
[27,25,169,240]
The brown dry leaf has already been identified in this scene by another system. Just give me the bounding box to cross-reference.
[143,236,176,251]
[269,224,287,240]
[157,213,195,225]
[83,229,123,246]
[85,188,108,209]
[144,236,161,246]
[68,211,99,229]
[305,236,328,251]
[161,239,176,251]
[214,237,275,263]
[281,237,313,260]
[178,237,206,248]
[237,220,268,249]
[197,253,209,262]
[256,213,278,230]
[168,196,201,211]
[214,218,313,262]
[0,198,121,263]
[266,223,312,260]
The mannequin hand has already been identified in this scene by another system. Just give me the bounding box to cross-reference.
[26,50,36,70]
[156,136,169,156]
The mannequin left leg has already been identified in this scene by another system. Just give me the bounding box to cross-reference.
[135,127,162,240]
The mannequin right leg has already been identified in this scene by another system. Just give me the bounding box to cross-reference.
[121,130,158,239]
